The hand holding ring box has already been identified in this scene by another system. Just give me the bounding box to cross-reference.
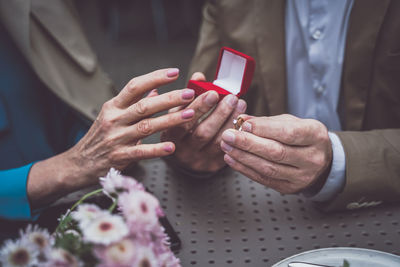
[187,47,255,100]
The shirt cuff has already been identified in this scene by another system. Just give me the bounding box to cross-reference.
[309,132,346,202]
[0,163,38,220]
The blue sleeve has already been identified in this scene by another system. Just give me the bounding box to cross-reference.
[308,132,346,202]
[0,163,39,220]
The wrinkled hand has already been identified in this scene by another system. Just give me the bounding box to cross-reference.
[161,72,247,173]
[67,68,196,186]
[220,114,333,193]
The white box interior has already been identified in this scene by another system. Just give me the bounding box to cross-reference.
[213,50,246,95]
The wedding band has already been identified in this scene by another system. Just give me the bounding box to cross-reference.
[233,116,245,131]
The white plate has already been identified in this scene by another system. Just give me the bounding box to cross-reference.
[272,247,400,267]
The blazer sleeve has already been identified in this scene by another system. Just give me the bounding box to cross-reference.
[187,1,221,82]
[0,163,35,220]
[318,129,400,211]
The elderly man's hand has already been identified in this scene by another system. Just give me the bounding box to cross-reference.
[161,72,247,174]
[28,68,197,206]
[220,114,333,193]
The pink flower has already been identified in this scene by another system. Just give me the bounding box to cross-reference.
[94,238,136,267]
[118,191,160,229]
[100,168,144,198]
[71,204,107,228]
[158,251,181,267]
[133,247,157,267]
[45,248,81,267]
[83,214,129,245]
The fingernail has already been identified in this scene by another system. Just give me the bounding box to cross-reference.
[242,122,252,132]
[236,99,246,112]
[225,94,238,107]
[181,109,194,119]
[221,141,233,153]
[164,143,174,152]
[222,130,235,144]
[167,68,179,78]
[205,91,219,107]
[224,154,236,165]
[182,89,194,100]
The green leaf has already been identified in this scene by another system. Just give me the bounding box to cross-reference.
[343,259,350,267]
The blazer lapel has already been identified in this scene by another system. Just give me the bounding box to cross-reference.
[254,0,287,115]
[31,0,97,74]
[340,0,390,130]
[0,0,31,59]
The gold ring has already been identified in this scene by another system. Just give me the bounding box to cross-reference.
[233,116,245,131]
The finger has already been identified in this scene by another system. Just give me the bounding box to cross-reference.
[113,68,180,108]
[220,141,297,180]
[123,142,176,161]
[236,113,254,121]
[221,129,298,165]
[171,90,220,137]
[242,115,326,146]
[191,72,206,81]
[214,99,247,142]
[146,89,159,98]
[122,89,195,123]
[200,99,247,154]
[190,94,238,147]
[129,108,195,140]
[223,154,290,191]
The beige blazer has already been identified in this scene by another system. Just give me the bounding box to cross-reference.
[189,0,400,211]
[0,0,117,121]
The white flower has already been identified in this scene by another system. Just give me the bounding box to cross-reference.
[45,248,81,267]
[94,238,136,266]
[71,203,106,228]
[134,246,157,267]
[118,191,160,227]
[83,214,129,245]
[19,225,53,254]
[100,168,144,198]
[0,238,38,267]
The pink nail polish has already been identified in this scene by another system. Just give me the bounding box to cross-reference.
[182,89,195,100]
[181,109,195,119]
[164,144,174,152]
[167,68,179,78]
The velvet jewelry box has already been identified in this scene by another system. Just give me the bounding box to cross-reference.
[187,47,255,99]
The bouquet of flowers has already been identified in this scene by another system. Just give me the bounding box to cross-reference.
[0,168,181,267]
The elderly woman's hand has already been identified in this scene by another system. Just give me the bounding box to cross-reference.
[161,72,247,175]
[28,69,195,206]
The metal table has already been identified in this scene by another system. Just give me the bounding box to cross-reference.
[130,159,400,266]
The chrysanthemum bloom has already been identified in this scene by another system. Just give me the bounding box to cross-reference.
[158,251,181,267]
[83,214,129,245]
[19,225,53,255]
[118,191,160,229]
[45,248,81,267]
[71,203,106,228]
[100,168,144,198]
[134,246,157,267]
[0,238,38,267]
[94,238,136,267]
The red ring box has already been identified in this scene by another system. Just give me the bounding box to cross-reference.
[187,47,255,99]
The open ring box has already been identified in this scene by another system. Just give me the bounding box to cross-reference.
[187,47,255,100]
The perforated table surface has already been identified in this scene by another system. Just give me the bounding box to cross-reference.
[129,159,400,266]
